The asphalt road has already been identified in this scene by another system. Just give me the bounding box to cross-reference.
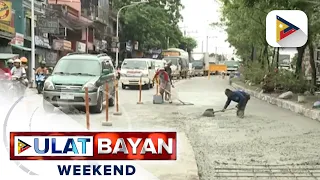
[4,76,320,179]
[64,76,320,179]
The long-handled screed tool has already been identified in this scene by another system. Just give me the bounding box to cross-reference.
[159,85,194,105]
[202,107,237,117]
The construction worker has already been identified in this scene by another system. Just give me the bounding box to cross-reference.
[222,88,250,118]
[164,61,174,101]
[164,61,173,85]
[153,67,172,103]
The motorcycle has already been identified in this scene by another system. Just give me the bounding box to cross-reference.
[35,73,46,94]
[11,76,27,96]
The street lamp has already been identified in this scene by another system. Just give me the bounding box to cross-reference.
[115,0,148,68]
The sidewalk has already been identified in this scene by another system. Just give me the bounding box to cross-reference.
[22,80,200,180]
[232,80,320,122]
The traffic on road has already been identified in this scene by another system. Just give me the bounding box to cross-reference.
[1,49,319,179]
[3,0,320,178]
[4,46,319,179]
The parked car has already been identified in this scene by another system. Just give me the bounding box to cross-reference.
[120,58,155,89]
[192,60,205,76]
[224,60,239,75]
[43,53,116,113]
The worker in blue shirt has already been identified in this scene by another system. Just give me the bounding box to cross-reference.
[222,88,250,118]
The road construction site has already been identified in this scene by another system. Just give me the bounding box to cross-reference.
[6,76,320,179]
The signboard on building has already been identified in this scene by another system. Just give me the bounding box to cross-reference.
[76,41,86,52]
[11,33,24,46]
[53,39,71,51]
[112,36,119,42]
[87,42,93,51]
[101,40,107,51]
[52,39,62,50]
[134,41,138,50]
[111,42,117,48]
[0,22,14,34]
[0,1,12,22]
[23,0,45,15]
[94,39,101,51]
[66,6,79,17]
[45,51,58,67]
[149,49,162,59]
[37,18,59,34]
[25,10,37,20]
[126,41,132,52]
[111,36,119,48]
[35,35,51,49]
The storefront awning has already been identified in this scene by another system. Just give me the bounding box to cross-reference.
[0,53,19,60]
[0,33,14,40]
[62,14,93,30]
[59,18,74,31]
[11,44,32,51]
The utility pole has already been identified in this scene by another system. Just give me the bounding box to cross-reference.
[31,0,35,86]
[201,41,204,52]
[206,36,209,53]
[86,27,89,53]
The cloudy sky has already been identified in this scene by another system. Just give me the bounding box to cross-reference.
[179,0,234,57]
[179,0,297,57]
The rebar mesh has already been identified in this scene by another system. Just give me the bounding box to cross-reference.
[214,164,320,179]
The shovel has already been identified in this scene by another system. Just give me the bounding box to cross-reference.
[202,107,237,117]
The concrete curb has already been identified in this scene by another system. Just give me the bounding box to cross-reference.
[232,82,320,121]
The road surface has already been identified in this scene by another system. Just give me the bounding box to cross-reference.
[65,76,320,179]
[5,76,320,179]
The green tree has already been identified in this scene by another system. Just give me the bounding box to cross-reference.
[112,0,184,50]
[244,0,320,87]
[217,0,271,66]
[178,36,197,52]
[218,0,320,87]
[178,36,197,61]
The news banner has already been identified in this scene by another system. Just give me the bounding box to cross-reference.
[10,131,177,176]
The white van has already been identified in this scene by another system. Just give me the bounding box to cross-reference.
[154,60,167,71]
[120,58,155,89]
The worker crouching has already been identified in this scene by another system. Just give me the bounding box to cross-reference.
[222,88,250,118]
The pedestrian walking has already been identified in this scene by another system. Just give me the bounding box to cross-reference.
[222,88,250,118]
